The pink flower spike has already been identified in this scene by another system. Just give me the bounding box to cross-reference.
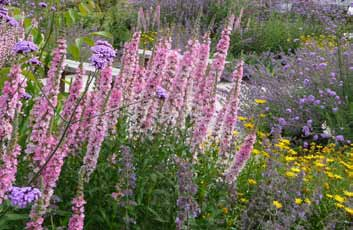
[224,131,257,184]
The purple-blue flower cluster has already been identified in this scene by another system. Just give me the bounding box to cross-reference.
[0,0,10,5]
[175,157,200,230]
[28,57,41,65]
[90,40,116,70]
[156,86,168,100]
[0,6,18,27]
[13,41,38,54]
[8,186,41,208]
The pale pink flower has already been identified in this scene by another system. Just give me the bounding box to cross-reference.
[26,39,67,171]
[0,65,26,142]
[224,131,257,183]
[68,194,86,230]
[219,61,244,157]
[0,144,21,204]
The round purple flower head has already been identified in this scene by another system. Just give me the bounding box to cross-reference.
[22,92,32,100]
[278,118,287,126]
[38,2,47,8]
[156,86,168,100]
[0,0,10,5]
[90,40,116,70]
[0,7,8,16]
[13,41,38,54]
[336,135,344,142]
[28,57,41,65]
[5,16,18,26]
[7,186,41,208]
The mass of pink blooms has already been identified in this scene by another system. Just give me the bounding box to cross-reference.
[0,12,258,229]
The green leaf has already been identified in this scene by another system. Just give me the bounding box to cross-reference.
[147,207,167,223]
[87,0,96,10]
[68,44,81,61]
[68,9,77,23]
[91,31,113,39]
[83,36,95,47]
[78,3,90,17]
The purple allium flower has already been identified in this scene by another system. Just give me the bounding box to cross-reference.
[307,95,315,103]
[313,134,318,141]
[318,62,327,69]
[38,2,47,8]
[89,40,116,70]
[326,88,336,97]
[302,126,310,137]
[286,108,292,113]
[321,133,330,139]
[299,98,306,105]
[13,41,38,54]
[303,79,310,86]
[0,7,8,17]
[303,141,309,148]
[294,116,300,121]
[21,92,32,100]
[175,157,200,230]
[8,186,41,208]
[51,6,56,11]
[6,16,18,27]
[278,118,287,126]
[307,119,313,126]
[0,0,10,5]
[314,100,321,105]
[336,135,344,142]
[332,107,338,113]
[156,86,168,99]
[28,57,41,65]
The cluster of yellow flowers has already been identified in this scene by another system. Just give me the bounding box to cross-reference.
[299,34,337,49]
[254,138,353,215]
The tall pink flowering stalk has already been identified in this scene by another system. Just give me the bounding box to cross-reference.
[0,22,23,67]
[26,135,58,230]
[25,39,67,170]
[68,193,86,230]
[67,67,114,229]
[26,66,86,229]
[26,40,68,230]
[213,61,242,138]
[0,143,21,204]
[224,131,257,183]
[120,32,141,104]
[218,61,244,158]
[0,65,26,204]
[61,67,84,152]
[76,92,96,142]
[191,16,234,151]
[81,66,113,181]
[190,37,211,119]
[176,40,200,126]
[160,49,181,125]
[0,65,26,144]
[139,39,169,130]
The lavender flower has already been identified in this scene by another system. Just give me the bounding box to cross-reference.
[0,0,10,5]
[28,57,41,65]
[8,186,41,208]
[278,118,287,126]
[335,135,344,142]
[21,92,32,100]
[175,157,200,230]
[89,40,116,69]
[112,146,137,225]
[38,2,47,8]
[156,86,168,100]
[13,41,38,54]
